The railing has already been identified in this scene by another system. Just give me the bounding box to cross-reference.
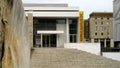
[101,47,120,52]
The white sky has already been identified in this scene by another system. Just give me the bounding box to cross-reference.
[22,0,113,19]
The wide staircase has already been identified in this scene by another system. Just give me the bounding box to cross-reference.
[31,48,120,68]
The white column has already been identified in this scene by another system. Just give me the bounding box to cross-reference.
[98,39,100,43]
[57,35,59,48]
[91,39,94,43]
[104,39,106,48]
[66,18,69,43]
[110,39,114,47]
[49,35,50,47]
[41,34,42,48]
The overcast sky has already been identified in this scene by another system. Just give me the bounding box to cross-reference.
[22,0,113,19]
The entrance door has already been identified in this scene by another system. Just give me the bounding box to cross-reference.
[42,34,57,47]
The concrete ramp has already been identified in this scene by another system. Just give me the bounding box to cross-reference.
[31,48,120,68]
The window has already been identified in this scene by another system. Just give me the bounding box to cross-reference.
[106,26,110,33]
[94,39,98,43]
[95,22,97,25]
[100,26,104,32]
[95,33,97,35]
[69,19,77,43]
[107,22,109,25]
[33,18,57,30]
[95,26,98,31]
[101,33,103,35]
[106,38,110,47]
[33,18,66,31]
[86,22,89,26]
[70,34,77,43]
[101,22,103,25]
[57,19,66,24]
[69,19,77,34]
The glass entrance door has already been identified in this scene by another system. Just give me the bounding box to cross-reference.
[42,34,57,47]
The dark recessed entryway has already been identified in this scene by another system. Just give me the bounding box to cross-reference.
[42,34,57,47]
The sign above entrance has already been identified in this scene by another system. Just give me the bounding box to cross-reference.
[37,31,64,34]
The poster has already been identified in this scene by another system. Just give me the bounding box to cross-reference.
[79,11,84,43]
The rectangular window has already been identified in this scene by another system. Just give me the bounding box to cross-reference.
[107,26,110,35]
[101,22,103,25]
[70,34,77,43]
[94,39,98,43]
[107,26,110,32]
[57,19,66,24]
[69,19,78,43]
[100,26,104,32]
[101,33,103,35]
[95,33,97,36]
[33,18,56,30]
[95,22,97,25]
[95,26,98,31]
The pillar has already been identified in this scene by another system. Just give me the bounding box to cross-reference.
[41,34,42,48]
[104,39,106,48]
[28,13,33,48]
[110,39,114,47]
[91,39,94,43]
[98,39,100,43]
[57,35,59,48]
[66,18,69,43]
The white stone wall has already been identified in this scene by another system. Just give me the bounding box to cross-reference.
[113,0,120,41]
[103,52,120,61]
[64,43,101,55]
[57,24,66,48]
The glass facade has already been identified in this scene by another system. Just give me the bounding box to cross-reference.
[69,19,78,43]
[33,17,66,47]
[33,17,78,47]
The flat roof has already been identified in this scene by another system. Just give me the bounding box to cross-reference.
[23,3,68,7]
[90,12,113,18]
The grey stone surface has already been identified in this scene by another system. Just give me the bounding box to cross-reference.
[31,48,120,68]
[113,0,120,41]
[57,24,66,48]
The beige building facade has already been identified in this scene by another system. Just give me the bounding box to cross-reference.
[89,12,114,49]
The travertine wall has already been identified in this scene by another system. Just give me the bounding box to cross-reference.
[0,0,5,67]
[0,0,30,68]
[28,13,33,48]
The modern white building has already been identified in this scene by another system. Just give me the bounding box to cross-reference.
[113,0,120,48]
[24,3,80,48]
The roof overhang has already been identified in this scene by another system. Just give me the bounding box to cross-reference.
[37,30,64,34]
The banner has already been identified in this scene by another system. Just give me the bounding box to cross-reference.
[79,11,84,42]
